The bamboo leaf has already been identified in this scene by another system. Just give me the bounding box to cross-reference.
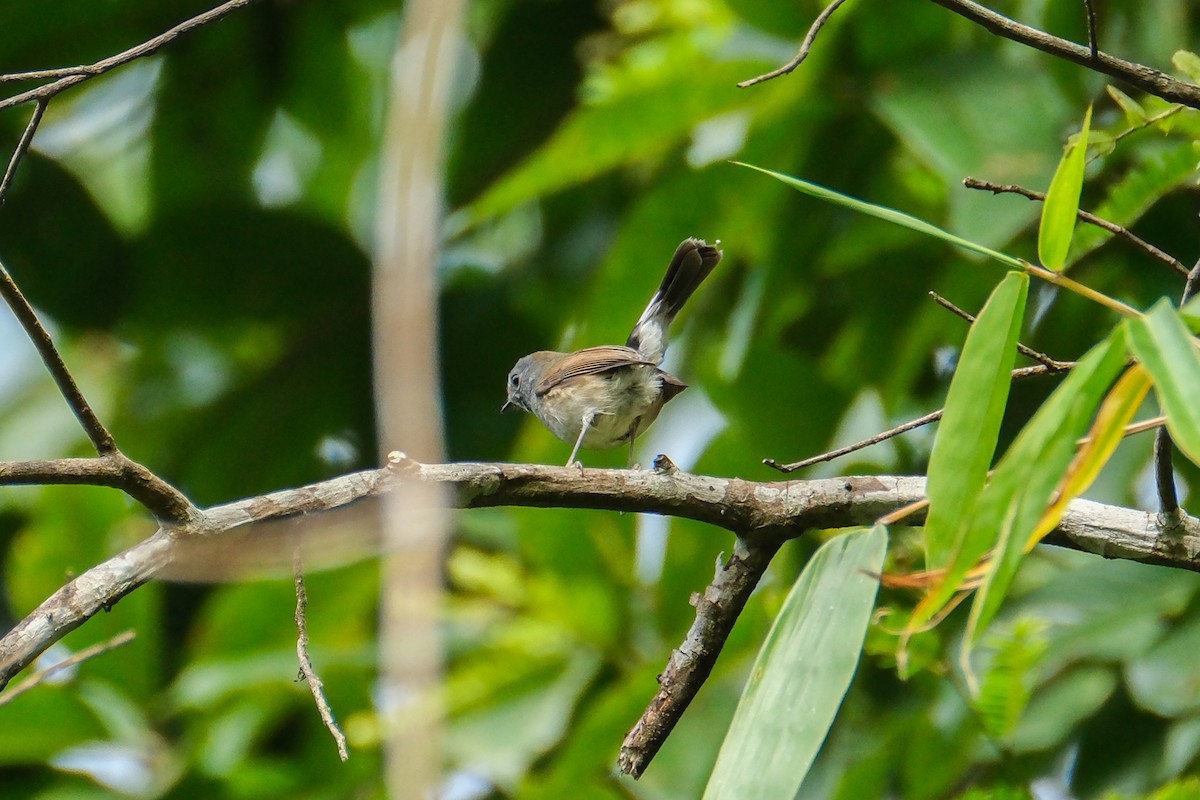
[733,163,1023,269]
[1106,85,1147,125]
[964,328,1130,645]
[923,272,1028,571]
[1127,300,1200,465]
[703,526,887,800]
[1027,364,1151,549]
[1038,105,1092,271]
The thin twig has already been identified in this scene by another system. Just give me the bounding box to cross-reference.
[0,257,116,455]
[764,363,1071,474]
[0,0,260,111]
[1107,105,1185,151]
[293,553,349,761]
[929,291,1072,369]
[926,0,1200,109]
[1152,259,1200,517]
[1083,0,1098,61]
[618,536,783,778]
[0,98,46,207]
[737,0,852,88]
[0,630,135,707]
[764,409,944,473]
[963,177,1189,277]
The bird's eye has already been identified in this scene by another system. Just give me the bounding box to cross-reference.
[509,373,520,388]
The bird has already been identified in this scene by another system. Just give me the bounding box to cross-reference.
[502,237,722,466]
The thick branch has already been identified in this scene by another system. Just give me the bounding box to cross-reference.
[0,455,198,524]
[927,0,1200,109]
[3,459,1198,691]
[618,535,781,778]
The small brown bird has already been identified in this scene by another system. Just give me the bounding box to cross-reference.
[503,238,722,466]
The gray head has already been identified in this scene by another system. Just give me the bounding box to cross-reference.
[502,352,554,414]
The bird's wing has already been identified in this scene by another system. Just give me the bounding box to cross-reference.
[534,346,655,395]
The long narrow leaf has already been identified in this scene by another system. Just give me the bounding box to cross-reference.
[734,163,1023,269]
[1027,364,1152,549]
[1038,105,1092,271]
[1127,300,1200,465]
[923,272,1028,570]
[703,526,888,800]
[964,328,1130,646]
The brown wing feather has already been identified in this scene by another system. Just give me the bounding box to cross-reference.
[534,345,654,395]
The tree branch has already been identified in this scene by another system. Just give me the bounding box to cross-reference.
[3,458,1197,694]
[618,534,782,778]
[926,0,1200,109]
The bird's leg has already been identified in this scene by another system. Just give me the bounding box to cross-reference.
[566,412,594,473]
[626,418,641,470]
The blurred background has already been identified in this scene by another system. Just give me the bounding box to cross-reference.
[1,0,1199,797]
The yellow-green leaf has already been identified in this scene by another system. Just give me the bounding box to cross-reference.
[1038,105,1092,271]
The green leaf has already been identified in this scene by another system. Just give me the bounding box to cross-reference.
[923,271,1028,570]
[703,526,887,800]
[735,163,1024,269]
[974,618,1048,743]
[1038,105,1091,271]
[964,327,1130,643]
[1106,85,1147,125]
[1127,300,1200,465]
[463,56,780,225]
[1069,140,1200,267]
[1172,50,1200,82]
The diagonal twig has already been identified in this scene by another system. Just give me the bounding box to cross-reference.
[0,257,116,455]
[738,0,852,88]
[0,0,261,111]
[0,98,46,206]
[0,630,135,707]
[929,291,1072,370]
[294,553,349,761]
[963,177,1189,277]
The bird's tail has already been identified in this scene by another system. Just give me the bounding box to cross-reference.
[626,237,722,363]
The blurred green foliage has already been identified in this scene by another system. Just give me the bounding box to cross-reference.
[2,0,1200,798]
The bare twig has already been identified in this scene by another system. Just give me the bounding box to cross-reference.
[929,291,1072,369]
[0,257,117,455]
[926,0,1200,109]
[765,409,945,473]
[293,553,349,761]
[1083,0,1098,61]
[963,177,1189,277]
[618,535,783,778]
[737,0,852,88]
[765,363,1071,473]
[0,630,135,707]
[0,0,260,111]
[0,98,46,206]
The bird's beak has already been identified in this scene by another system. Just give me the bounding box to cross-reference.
[501,399,515,413]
